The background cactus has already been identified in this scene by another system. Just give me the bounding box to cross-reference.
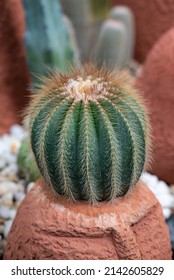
[22,0,78,83]
[94,19,127,69]
[94,5,135,69]
[61,0,111,60]
[26,65,151,203]
[109,6,135,66]
[17,139,39,182]
[18,0,80,180]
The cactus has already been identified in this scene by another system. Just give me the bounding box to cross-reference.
[109,6,135,66]
[22,0,77,82]
[62,15,81,68]
[26,65,151,203]
[17,139,39,182]
[94,19,127,69]
[60,0,92,60]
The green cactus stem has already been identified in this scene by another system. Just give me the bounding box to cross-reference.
[22,0,76,82]
[17,139,39,182]
[26,65,151,203]
[94,19,127,69]
[109,6,135,66]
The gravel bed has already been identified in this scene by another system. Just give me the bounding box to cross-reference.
[0,124,174,259]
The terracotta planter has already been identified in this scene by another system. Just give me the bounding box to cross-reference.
[111,0,174,62]
[0,0,30,133]
[136,28,174,184]
[4,179,171,260]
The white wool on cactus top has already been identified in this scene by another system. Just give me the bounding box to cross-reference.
[141,172,174,219]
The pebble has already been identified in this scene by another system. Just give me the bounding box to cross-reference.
[0,193,13,207]
[0,181,18,196]
[3,220,13,238]
[9,209,17,220]
[26,182,34,193]
[163,208,172,220]
[0,163,18,176]
[141,172,174,219]
[13,191,25,202]
[0,207,11,220]
[0,158,6,170]
[9,125,25,140]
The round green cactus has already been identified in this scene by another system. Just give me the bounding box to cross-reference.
[27,65,151,203]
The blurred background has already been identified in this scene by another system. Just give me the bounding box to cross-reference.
[0,0,174,259]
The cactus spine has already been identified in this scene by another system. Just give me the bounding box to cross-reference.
[27,65,150,203]
[22,0,77,82]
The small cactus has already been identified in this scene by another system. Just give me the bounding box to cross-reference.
[94,19,127,69]
[17,139,39,182]
[26,65,151,203]
[109,6,135,66]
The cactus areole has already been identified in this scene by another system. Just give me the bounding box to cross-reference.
[27,65,150,203]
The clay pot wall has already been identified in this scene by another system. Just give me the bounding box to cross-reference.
[0,0,30,133]
[111,0,174,62]
[4,179,172,260]
[136,28,174,184]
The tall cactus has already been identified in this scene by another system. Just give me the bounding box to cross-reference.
[26,65,151,203]
[109,6,135,66]
[22,0,77,82]
[94,19,127,69]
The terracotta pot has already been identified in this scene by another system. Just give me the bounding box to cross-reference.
[136,28,174,184]
[111,0,174,62]
[0,0,30,134]
[4,179,172,260]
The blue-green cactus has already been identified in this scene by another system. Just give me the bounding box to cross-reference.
[22,0,77,82]
[109,6,135,66]
[94,19,127,69]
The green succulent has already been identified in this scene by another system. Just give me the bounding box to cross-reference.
[26,65,151,203]
[17,139,39,182]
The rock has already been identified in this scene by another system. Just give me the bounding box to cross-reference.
[111,0,174,62]
[0,164,18,176]
[9,209,17,220]
[26,182,34,193]
[3,153,17,165]
[0,193,13,207]
[137,28,174,184]
[13,191,25,202]
[0,181,18,196]
[0,158,6,170]
[163,209,172,220]
[3,220,13,238]
[3,179,172,260]
[10,139,21,155]
[156,193,174,209]
[9,125,25,140]
[141,173,158,190]
[0,207,11,220]
[141,172,174,217]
